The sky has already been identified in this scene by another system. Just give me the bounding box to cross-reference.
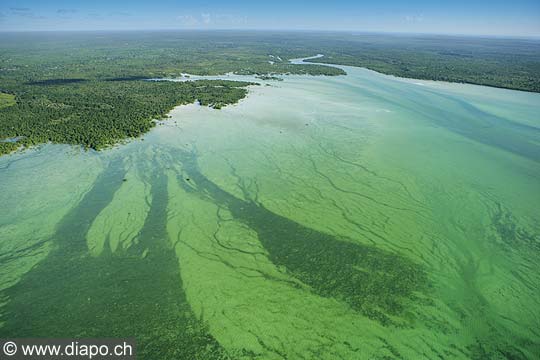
[0,0,539,36]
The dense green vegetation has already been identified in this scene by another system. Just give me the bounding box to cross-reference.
[0,92,16,109]
[0,31,344,84]
[305,34,540,92]
[1,31,538,155]
[0,80,254,155]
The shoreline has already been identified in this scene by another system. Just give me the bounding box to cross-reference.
[2,56,538,160]
[300,55,540,95]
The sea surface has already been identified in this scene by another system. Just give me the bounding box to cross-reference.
[0,60,539,359]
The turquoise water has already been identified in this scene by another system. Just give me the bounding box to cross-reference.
[0,62,539,359]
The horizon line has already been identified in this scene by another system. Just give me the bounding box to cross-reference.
[0,28,539,40]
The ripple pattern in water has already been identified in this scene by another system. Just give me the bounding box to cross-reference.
[0,65,539,359]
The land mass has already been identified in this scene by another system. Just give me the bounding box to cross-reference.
[1,31,539,155]
[0,80,256,155]
[304,34,540,92]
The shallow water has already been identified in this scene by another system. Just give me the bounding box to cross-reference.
[0,63,539,359]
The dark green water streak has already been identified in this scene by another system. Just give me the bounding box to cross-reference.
[178,149,429,328]
[0,156,228,360]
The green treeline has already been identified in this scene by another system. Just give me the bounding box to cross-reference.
[0,80,254,155]
[304,34,540,92]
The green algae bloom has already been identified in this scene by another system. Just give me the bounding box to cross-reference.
[0,64,539,359]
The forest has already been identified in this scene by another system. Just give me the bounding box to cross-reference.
[1,31,539,155]
[0,80,254,155]
[0,93,15,109]
[305,33,540,92]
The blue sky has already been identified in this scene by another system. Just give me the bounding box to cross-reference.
[0,0,539,36]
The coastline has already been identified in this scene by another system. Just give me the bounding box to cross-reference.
[2,56,539,160]
[302,56,540,94]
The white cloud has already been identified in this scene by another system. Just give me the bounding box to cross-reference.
[176,13,248,28]
[201,13,211,25]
